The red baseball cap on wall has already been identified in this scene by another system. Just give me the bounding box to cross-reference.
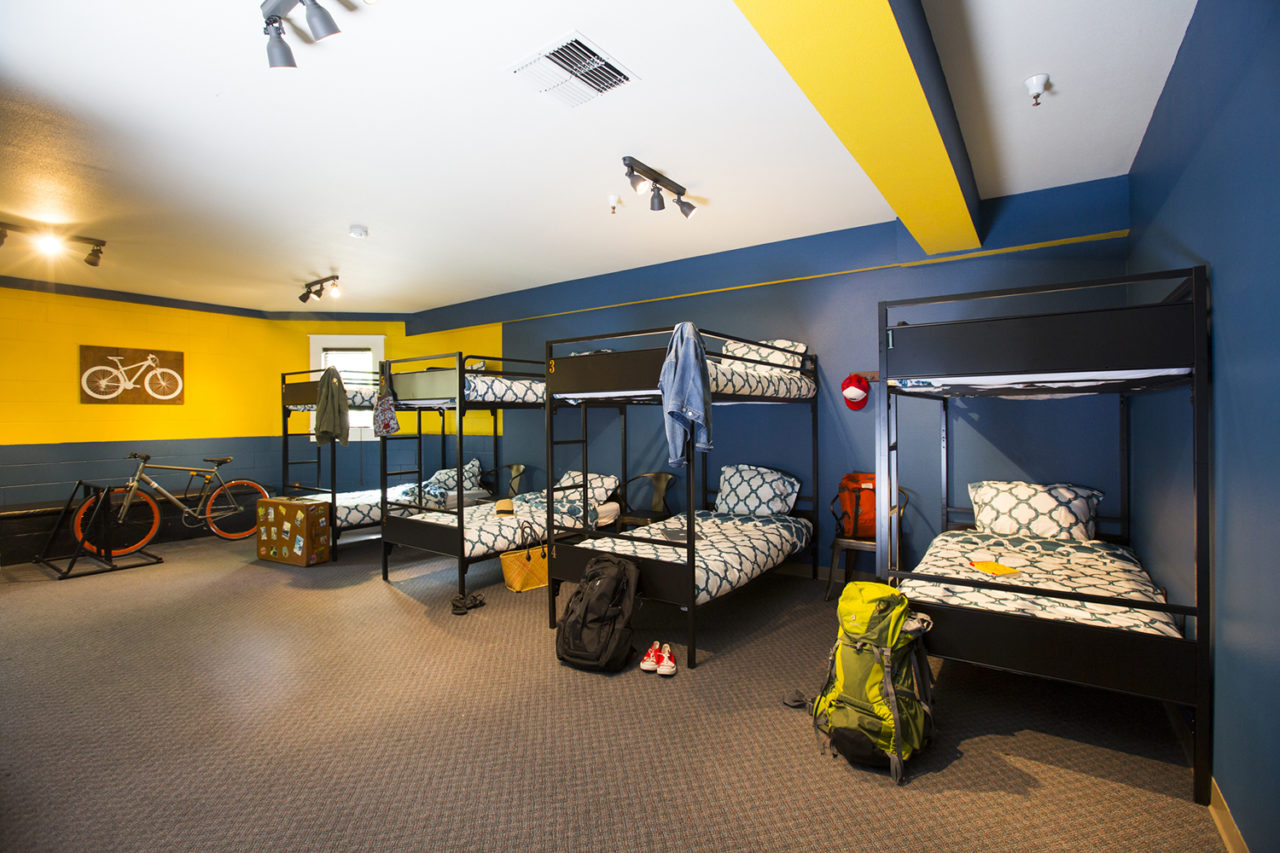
[841,373,870,410]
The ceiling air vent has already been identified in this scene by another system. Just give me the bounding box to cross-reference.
[512,33,635,107]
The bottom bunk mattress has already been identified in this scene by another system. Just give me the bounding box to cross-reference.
[389,492,618,561]
[897,529,1181,637]
[570,510,813,605]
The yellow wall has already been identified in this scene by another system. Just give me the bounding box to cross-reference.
[0,287,503,445]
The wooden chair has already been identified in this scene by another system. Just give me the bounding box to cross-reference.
[618,472,675,529]
[827,484,907,600]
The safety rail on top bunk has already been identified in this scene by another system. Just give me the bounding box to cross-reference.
[880,266,1206,384]
[280,367,380,409]
[545,326,817,402]
[379,351,544,408]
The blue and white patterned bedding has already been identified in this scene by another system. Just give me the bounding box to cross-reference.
[392,491,604,560]
[898,529,1181,637]
[465,375,545,403]
[286,386,379,411]
[570,510,813,605]
[707,360,816,399]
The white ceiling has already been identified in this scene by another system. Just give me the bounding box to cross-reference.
[0,0,1196,315]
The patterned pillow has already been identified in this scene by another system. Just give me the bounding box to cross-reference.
[554,470,620,506]
[715,464,801,516]
[968,480,1103,541]
[721,339,807,374]
[426,458,483,492]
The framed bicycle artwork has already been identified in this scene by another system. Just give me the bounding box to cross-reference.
[79,345,184,404]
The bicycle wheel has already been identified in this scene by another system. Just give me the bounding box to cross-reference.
[81,366,125,399]
[144,367,183,400]
[72,488,161,556]
[205,479,269,539]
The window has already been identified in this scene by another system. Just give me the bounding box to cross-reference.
[309,334,385,441]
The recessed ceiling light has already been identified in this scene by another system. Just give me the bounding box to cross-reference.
[349,224,368,239]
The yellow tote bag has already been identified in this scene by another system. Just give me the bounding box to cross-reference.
[500,521,549,592]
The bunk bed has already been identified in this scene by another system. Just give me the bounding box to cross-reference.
[875,266,1212,804]
[281,367,383,550]
[544,327,820,668]
[378,352,570,599]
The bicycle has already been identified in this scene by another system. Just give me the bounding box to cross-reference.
[81,354,184,401]
[73,453,269,556]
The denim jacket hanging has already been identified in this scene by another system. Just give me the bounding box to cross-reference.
[658,322,713,466]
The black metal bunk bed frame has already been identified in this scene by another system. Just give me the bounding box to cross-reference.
[377,352,542,598]
[875,266,1213,803]
[281,367,381,553]
[543,327,819,668]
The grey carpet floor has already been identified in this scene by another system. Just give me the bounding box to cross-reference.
[0,537,1223,852]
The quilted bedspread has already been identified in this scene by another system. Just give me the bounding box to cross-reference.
[706,361,816,399]
[572,510,812,606]
[898,529,1181,637]
[392,491,601,561]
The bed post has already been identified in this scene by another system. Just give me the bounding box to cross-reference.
[1119,395,1131,544]
[940,398,949,534]
[280,380,289,496]
[454,354,467,598]
[545,340,557,630]
[810,361,819,578]
[876,301,891,580]
[687,433,698,668]
[1192,266,1214,806]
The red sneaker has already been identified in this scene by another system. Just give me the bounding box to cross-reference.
[639,641,661,672]
[657,643,677,677]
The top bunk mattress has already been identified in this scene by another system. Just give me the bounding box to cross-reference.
[285,385,379,411]
[546,328,816,402]
[889,368,1191,398]
[391,373,545,407]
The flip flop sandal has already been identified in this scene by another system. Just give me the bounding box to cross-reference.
[450,592,486,615]
[782,689,811,710]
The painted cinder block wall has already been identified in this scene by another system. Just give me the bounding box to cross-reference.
[1126,1,1280,848]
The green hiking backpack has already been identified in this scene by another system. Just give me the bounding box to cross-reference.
[812,581,934,784]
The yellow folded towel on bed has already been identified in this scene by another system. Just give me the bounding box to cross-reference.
[969,560,1018,576]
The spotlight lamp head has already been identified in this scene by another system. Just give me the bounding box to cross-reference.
[302,0,341,40]
[298,290,314,304]
[649,185,665,212]
[84,243,104,267]
[626,166,649,195]
[674,196,697,219]
[265,16,296,68]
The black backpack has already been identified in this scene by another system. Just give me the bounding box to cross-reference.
[555,555,639,672]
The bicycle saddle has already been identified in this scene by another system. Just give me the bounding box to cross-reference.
[203,456,233,465]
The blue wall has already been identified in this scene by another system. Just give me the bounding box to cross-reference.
[412,187,1137,571]
[1127,1,1280,847]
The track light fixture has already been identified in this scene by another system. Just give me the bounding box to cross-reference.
[260,0,341,69]
[621,156,696,219]
[0,220,108,266]
[298,274,340,303]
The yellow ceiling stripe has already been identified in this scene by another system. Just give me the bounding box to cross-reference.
[734,0,981,255]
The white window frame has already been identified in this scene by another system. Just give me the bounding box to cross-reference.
[308,334,385,442]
